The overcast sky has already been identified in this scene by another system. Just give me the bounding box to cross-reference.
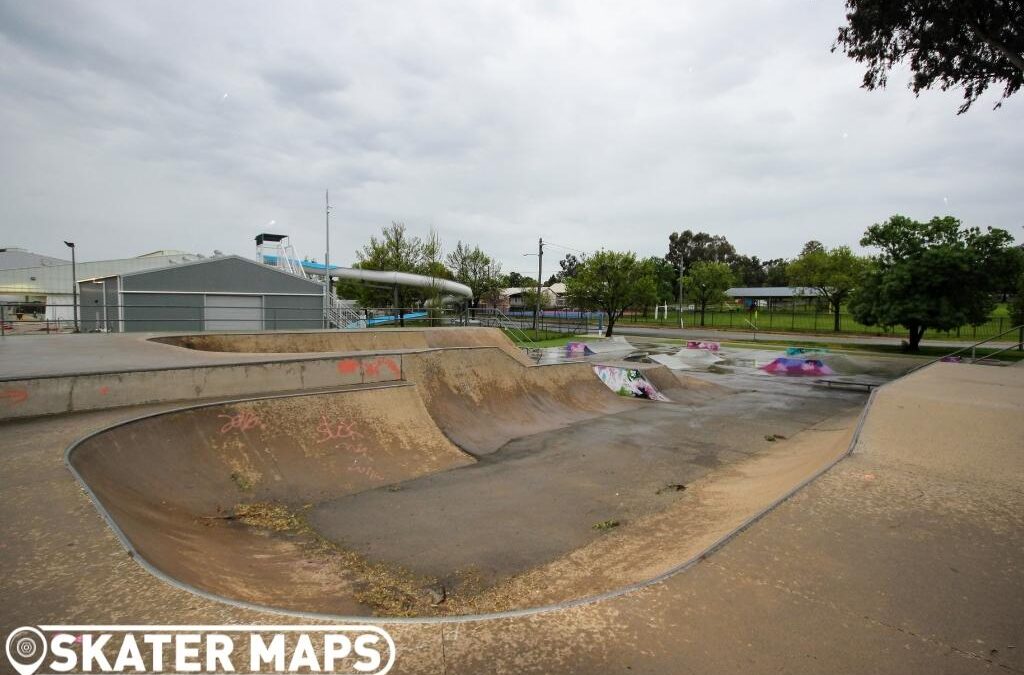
[1,0,1021,277]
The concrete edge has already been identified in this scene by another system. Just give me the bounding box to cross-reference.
[63,382,883,626]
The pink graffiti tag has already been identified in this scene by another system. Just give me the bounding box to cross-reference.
[316,416,363,444]
[218,411,266,434]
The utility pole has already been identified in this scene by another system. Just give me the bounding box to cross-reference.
[325,190,332,293]
[64,241,78,333]
[324,190,331,329]
[534,238,544,332]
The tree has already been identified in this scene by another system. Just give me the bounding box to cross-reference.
[666,230,737,269]
[505,271,530,288]
[558,253,583,280]
[518,287,552,316]
[544,254,585,286]
[800,240,825,257]
[787,245,867,332]
[665,230,737,303]
[834,0,1024,114]
[337,222,443,325]
[643,256,680,305]
[849,214,1014,351]
[682,261,735,327]
[566,250,657,337]
[763,258,790,287]
[446,241,503,309]
[730,255,767,287]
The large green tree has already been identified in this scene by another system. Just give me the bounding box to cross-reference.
[446,241,503,309]
[730,255,767,287]
[787,245,867,332]
[337,222,448,324]
[849,215,1015,351]
[566,250,657,337]
[834,0,1024,113]
[763,258,790,286]
[682,261,735,327]
[644,256,680,305]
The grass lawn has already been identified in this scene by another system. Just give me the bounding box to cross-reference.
[500,328,584,348]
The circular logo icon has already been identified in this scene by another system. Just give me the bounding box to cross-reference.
[5,627,47,675]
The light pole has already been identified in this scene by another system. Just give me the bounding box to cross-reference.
[64,241,78,332]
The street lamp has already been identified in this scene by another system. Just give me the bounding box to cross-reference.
[63,241,78,333]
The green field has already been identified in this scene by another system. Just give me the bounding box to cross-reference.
[619,306,1019,343]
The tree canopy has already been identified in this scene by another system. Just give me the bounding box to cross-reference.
[666,230,736,271]
[787,245,867,331]
[849,214,1015,350]
[834,0,1024,113]
[565,250,657,337]
[446,241,503,308]
[682,261,735,327]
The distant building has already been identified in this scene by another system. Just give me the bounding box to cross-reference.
[78,255,327,332]
[726,286,822,309]
[0,248,204,321]
[487,286,561,312]
[0,247,69,271]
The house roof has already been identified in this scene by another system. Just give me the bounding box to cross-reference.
[726,286,822,298]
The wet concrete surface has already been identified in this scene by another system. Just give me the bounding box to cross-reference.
[310,371,867,584]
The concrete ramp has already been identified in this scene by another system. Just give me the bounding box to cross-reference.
[152,327,531,363]
[68,384,473,615]
[402,349,637,455]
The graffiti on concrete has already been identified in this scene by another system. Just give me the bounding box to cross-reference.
[218,410,266,433]
[686,341,720,351]
[316,416,362,444]
[593,365,670,401]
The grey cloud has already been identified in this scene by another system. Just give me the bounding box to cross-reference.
[0,0,1020,272]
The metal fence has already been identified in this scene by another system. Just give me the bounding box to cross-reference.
[620,306,1017,341]
[1,300,1015,342]
[0,302,467,335]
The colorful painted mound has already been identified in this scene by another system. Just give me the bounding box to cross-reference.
[686,341,720,351]
[567,341,596,356]
[760,357,835,376]
[593,365,670,401]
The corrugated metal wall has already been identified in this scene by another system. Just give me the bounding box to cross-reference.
[90,257,327,332]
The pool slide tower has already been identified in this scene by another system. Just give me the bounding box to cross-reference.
[256,233,473,328]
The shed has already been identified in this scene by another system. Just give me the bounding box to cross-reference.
[726,286,821,309]
[77,255,327,332]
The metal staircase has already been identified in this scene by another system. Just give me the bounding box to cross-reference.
[324,291,366,329]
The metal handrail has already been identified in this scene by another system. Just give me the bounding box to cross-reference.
[492,308,540,349]
[910,323,1024,372]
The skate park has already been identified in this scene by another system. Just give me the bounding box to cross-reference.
[2,322,1022,673]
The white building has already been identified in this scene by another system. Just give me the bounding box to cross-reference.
[0,247,204,321]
